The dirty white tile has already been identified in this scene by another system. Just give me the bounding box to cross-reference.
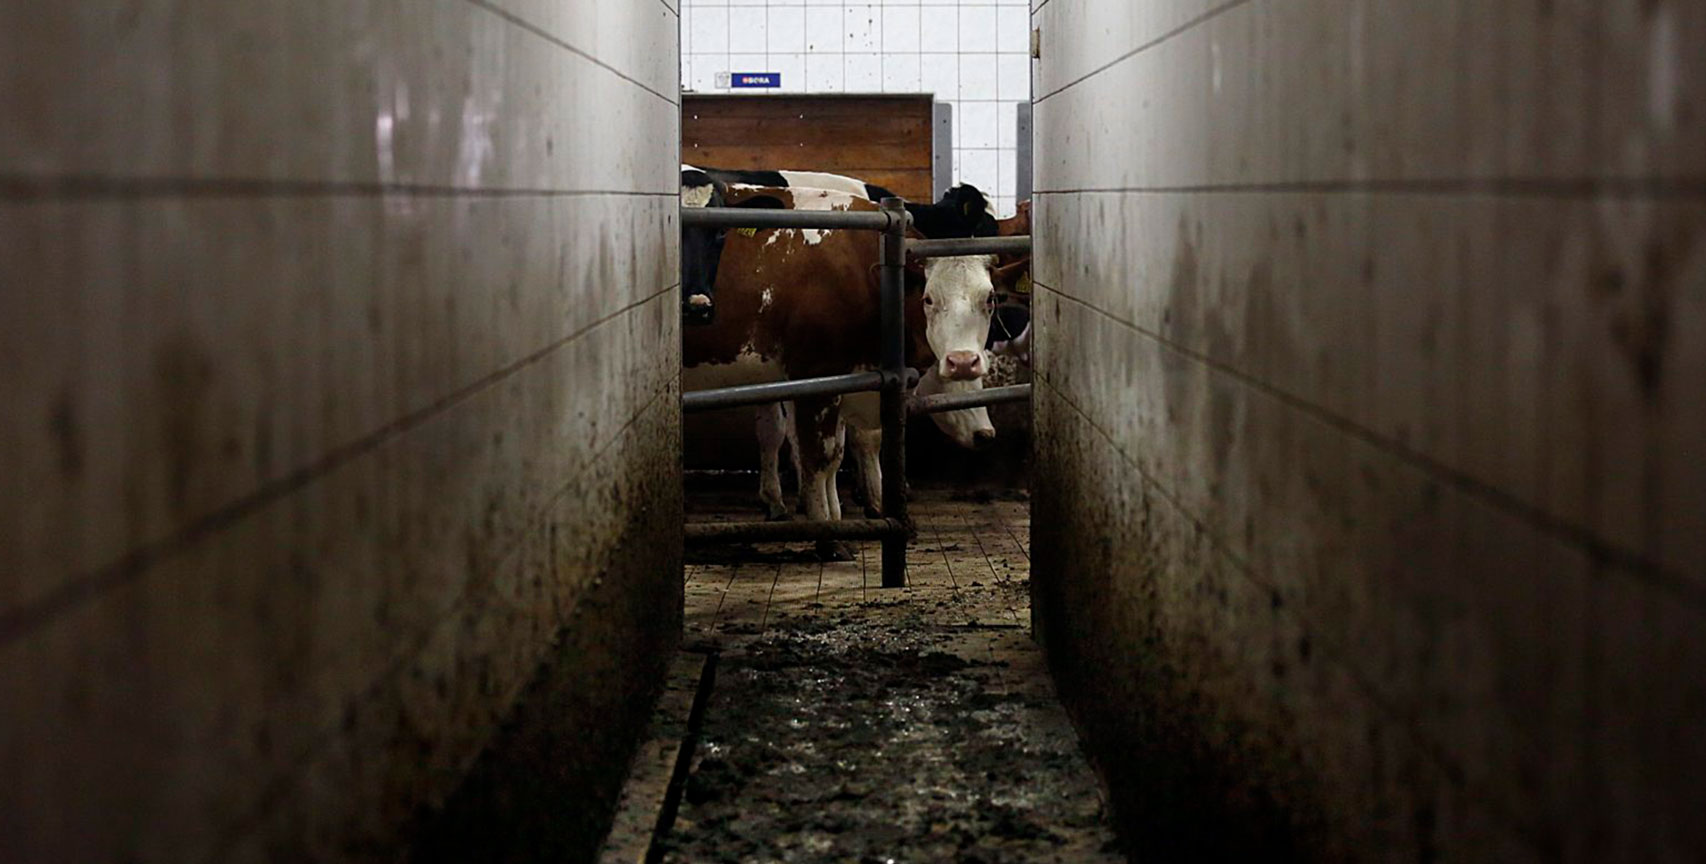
[997,100,1019,148]
[690,6,730,54]
[844,4,881,52]
[958,5,998,50]
[960,100,998,148]
[806,6,844,53]
[728,6,767,52]
[881,5,921,53]
[921,52,959,99]
[882,53,923,92]
[997,5,1030,53]
[770,52,806,90]
[960,148,997,190]
[997,52,1030,100]
[807,52,847,90]
[920,6,959,52]
[959,52,999,98]
[687,54,724,92]
[845,52,883,91]
[767,6,805,53]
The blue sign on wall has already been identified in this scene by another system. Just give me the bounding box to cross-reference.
[730,72,781,89]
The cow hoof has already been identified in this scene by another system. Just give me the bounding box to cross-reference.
[862,504,883,519]
[764,503,790,522]
[815,540,857,562]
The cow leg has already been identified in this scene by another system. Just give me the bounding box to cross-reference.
[793,395,854,561]
[755,403,789,521]
[783,403,808,514]
[849,426,884,518]
[826,421,846,522]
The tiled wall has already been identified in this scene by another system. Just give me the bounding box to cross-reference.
[1030,0,1706,859]
[681,0,1031,217]
[0,2,682,860]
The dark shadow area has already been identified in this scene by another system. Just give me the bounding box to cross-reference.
[409,510,684,864]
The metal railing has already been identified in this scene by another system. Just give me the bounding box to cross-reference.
[681,198,1032,588]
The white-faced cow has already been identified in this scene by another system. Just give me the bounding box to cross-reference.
[761,191,1028,519]
[681,185,1004,557]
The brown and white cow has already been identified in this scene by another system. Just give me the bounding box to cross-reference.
[722,175,1004,521]
[819,199,1035,517]
[682,186,1002,555]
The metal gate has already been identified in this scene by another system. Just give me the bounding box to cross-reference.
[680,198,1031,589]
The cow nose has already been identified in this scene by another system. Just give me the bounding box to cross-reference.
[943,350,984,381]
[973,428,997,449]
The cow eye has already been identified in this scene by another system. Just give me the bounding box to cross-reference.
[922,295,935,307]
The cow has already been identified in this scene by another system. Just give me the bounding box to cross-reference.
[682,185,1002,558]
[749,193,1031,520]
[680,164,998,322]
[807,198,1030,516]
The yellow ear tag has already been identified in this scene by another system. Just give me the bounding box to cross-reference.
[737,227,758,237]
[1016,271,1033,295]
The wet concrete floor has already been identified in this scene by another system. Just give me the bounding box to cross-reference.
[623,488,1125,863]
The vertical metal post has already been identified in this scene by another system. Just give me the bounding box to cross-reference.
[878,197,909,588]
[1016,101,1033,205]
[932,102,954,199]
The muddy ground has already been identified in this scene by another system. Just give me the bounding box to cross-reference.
[659,599,1125,863]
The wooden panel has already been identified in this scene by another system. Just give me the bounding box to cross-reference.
[683,94,936,202]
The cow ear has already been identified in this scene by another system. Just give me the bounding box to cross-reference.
[991,257,1030,292]
[904,256,927,281]
[733,194,787,210]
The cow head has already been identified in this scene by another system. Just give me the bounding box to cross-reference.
[918,300,1031,450]
[905,184,998,239]
[921,255,998,382]
[680,171,787,324]
[938,184,999,237]
[680,169,727,323]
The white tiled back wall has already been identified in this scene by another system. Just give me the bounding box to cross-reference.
[681,0,1031,218]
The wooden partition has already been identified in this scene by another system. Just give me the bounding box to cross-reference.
[683,94,936,202]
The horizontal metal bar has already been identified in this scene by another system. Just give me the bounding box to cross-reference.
[907,383,1032,415]
[906,235,1031,258]
[683,369,922,413]
[681,207,902,232]
[684,371,885,413]
[684,518,906,544]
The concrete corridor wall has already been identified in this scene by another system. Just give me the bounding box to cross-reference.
[1029,1,1706,860]
[0,3,682,861]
